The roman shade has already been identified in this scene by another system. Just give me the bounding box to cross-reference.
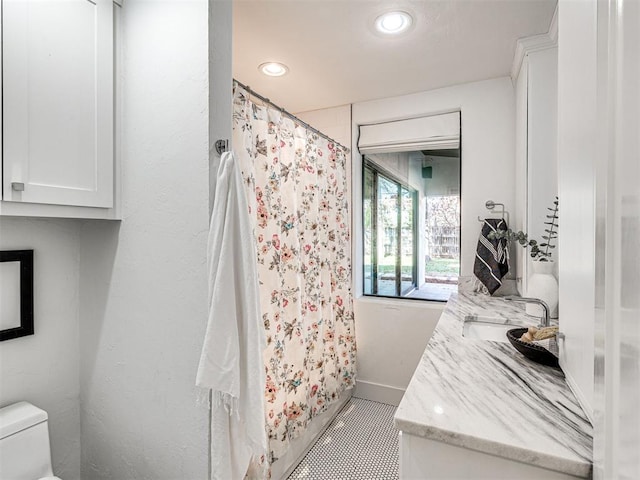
[358,112,460,154]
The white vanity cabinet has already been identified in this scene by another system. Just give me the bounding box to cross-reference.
[394,293,592,480]
[399,432,585,480]
[0,0,120,219]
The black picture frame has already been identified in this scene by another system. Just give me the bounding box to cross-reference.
[0,250,34,341]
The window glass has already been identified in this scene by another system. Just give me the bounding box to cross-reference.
[376,175,400,296]
[400,187,415,295]
[363,166,375,295]
[362,147,460,302]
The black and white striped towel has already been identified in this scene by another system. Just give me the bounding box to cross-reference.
[473,218,509,295]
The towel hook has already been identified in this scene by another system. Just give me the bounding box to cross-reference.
[215,139,229,155]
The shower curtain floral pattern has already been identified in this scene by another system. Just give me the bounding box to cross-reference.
[232,84,357,463]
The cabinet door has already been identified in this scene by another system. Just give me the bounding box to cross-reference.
[2,0,114,208]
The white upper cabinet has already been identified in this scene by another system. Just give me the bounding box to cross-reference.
[511,16,558,296]
[1,0,118,217]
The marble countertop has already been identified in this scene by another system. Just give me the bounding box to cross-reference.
[394,291,593,478]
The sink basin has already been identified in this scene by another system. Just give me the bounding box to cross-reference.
[462,315,519,343]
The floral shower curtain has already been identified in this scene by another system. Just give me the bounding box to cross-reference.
[232,84,357,463]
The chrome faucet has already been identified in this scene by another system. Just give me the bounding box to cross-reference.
[503,296,550,327]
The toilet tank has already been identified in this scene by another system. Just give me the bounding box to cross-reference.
[0,402,55,480]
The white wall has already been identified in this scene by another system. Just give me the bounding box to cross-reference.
[353,298,441,405]
[348,78,514,403]
[557,0,597,420]
[79,1,211,478]
[209,0,232,210]
[0,218,81,480]
[296,104,352,150]
[353,77,516,280]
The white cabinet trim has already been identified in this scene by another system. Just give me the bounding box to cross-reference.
[510,4,559,83]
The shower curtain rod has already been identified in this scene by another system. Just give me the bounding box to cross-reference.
[233,79,349,152]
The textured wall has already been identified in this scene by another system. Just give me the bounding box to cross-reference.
[79,1,211,478]
[0,218,81,480]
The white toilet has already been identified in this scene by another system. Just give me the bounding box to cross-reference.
[0,401,62,480]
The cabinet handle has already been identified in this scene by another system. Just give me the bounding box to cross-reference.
[11,182,25,191]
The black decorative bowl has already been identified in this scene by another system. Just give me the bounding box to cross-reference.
[506,328,560,368]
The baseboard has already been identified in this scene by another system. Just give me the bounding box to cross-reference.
[354,380,405,406]
[271,390,352,480]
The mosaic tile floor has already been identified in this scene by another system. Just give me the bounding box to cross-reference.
[287,397,399,480]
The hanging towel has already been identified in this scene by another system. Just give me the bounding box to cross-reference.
[196,151,267,480]
[473,218,509,295]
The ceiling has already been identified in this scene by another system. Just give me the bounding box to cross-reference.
[233,0,556,113]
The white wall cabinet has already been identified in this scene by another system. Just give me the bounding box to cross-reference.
[512,29,558,297]
[1,0,119,219]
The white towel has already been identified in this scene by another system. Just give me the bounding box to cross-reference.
[196,151,267,480]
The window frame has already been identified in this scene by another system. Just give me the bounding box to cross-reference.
[362,158,419,299]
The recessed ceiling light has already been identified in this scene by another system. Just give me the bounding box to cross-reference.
[375,11,413,35]
[259,62,289,77]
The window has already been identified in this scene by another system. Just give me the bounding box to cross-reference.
[363,162,418,297]
[362,149,460,301]
[358,111,461,302]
